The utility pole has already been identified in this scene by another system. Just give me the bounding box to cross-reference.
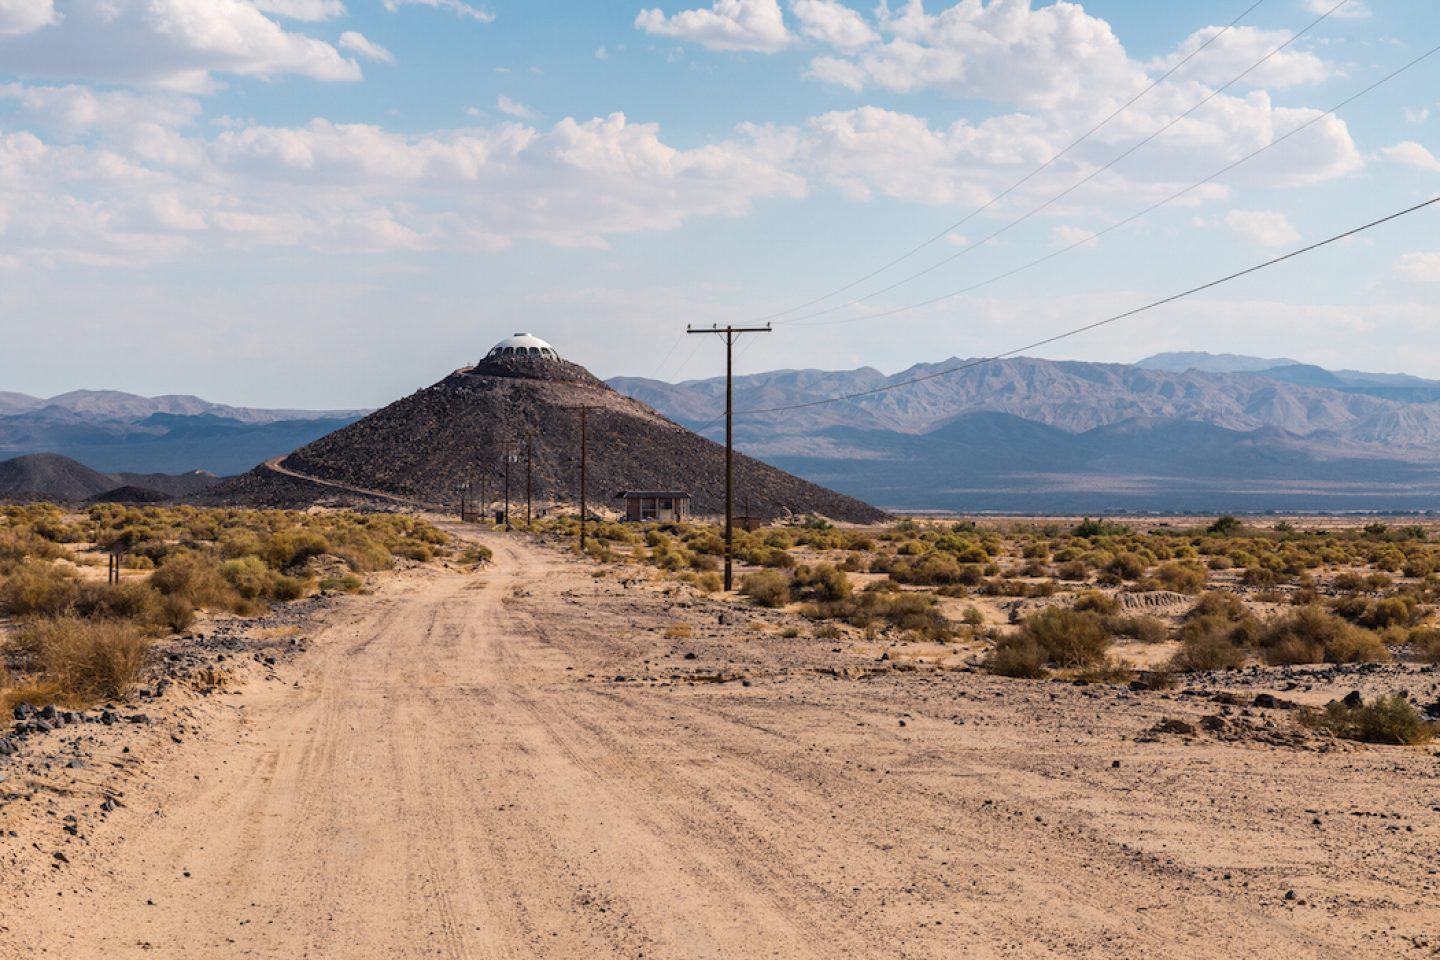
[503,443,518,531]
[525,434,533,527]
[480,472,489,524]
[564,406,597,554]
[456,481,469,521]
[687,323,770,591]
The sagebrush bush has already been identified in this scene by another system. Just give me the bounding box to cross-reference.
[1018,607,1111,667]
[984,634,1047,678]
[1260,606,1388,666]
[1306,694,1434,745]
[741,570,791,607]
[0,560,78,617]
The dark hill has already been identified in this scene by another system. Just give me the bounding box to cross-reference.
[0,453,116,500]
[216,356,885,523]
[88,485,172,504]
[0,453,223,503]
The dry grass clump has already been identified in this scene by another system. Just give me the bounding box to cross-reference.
[802,588,955,641]
[1303,694,1434,745]
[662,622,693,640]
[11,619,151,703]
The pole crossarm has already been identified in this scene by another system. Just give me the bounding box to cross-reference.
[686,323,771,591]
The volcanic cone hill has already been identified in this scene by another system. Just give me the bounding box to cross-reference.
[213,348,885,523]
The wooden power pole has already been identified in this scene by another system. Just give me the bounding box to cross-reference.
[525,434,533,526]
[564,406,597,553]
[687,323,771,590]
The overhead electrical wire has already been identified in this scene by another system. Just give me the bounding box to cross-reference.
[712,196,1439,422]
[787,37,1440,330]
[751,0,1274,326]
[748,0,1278,326]
[770,0,1356,328]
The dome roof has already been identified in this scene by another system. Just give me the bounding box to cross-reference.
[484,333,559,362]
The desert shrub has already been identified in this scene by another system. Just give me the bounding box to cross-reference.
[814,622,842,640]
[220,556,270,600]
[12,619,151,703]
[1260,606,1388,665]
[1306,694,1434,745]
[1018,607,1110,667]
[1105,552,1147,581]
[1362,596,1420,630]
[1208,515,1243,535]
[1170,628,1246,671]
[457,544,493,565]
[0,561,79,617]
[331,535,393,573]
[1242,566,1279,588]
[791,564,851,603]
[961,606,985,627]
[1107,614,1169,644]
[1154,561,1207,594]
[1055,560,1090,581]
[71,581,162,625]
[662,622,693,639]
[741,570,791,608]
[695,572,723,593]
[984,634,1047,678]
[1072,590,1119,615]
[150,553,242,611]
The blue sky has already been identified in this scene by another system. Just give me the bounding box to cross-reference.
[1,0,1438,408]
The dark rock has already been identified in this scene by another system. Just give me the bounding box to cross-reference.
[101,710,118,726]
[1253,694,1278,709]
[1150,718,1197,736]
[1342,690,1363,709]
[38,704,58,721]
[124,714,151,725]
[12,703,35,721]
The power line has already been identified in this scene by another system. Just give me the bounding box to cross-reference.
[791,37,1440,330]
[751,0,1273,325]
[774,0,1356,328]
[713,195,1439,421]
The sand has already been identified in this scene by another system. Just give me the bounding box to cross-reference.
[4,528,1438,958]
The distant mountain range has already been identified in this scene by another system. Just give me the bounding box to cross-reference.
[0,390,366,475]
[609,352,1440,513]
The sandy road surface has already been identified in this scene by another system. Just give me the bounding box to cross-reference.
[9,533,1440,958]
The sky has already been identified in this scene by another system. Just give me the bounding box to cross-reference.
[0,0,1438,408]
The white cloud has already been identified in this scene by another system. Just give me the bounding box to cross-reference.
[1379,140,1440,172]
[0,0,361,91]
[1403,107,1429,124]
[595,44,609,60]
[807,0,1140,109]
[339,31,394,64]
[381,0,494,22]
[1148,25,1332,89]
[1051,225,1097,249]
[1395,252,1440,283]
[1302,0,1370,18]
[251,0,345,21]
[1223,209,1300,246]
[496,94,535,119]
[0,0,58,37]
[0,107,806,265]
[790,0,874,51]
[635,0,790,53]
[0,83,201,136]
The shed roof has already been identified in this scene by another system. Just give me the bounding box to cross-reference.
[616,490,691,499]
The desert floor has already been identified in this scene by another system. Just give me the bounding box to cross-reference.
[4,527,1439,958]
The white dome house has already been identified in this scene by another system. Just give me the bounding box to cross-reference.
[484,333,560,363]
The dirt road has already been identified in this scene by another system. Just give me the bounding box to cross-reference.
[9,534,1439,958]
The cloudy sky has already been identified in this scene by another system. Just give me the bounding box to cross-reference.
[1,0,1437,407]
